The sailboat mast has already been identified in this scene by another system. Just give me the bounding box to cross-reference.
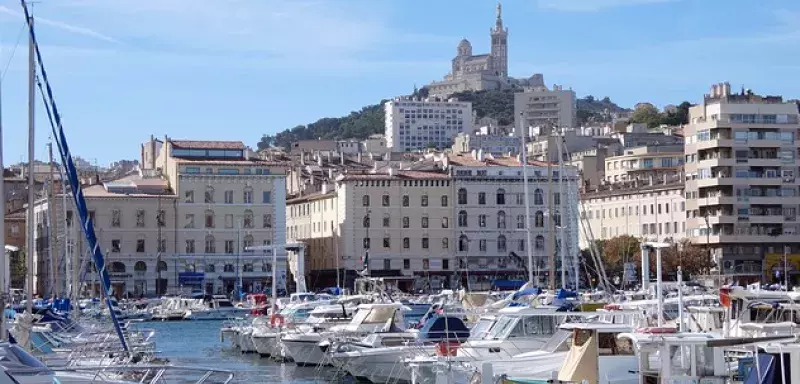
[48,141,58,298]
[0,39,6,341]
[518,112,535,286]
[25,8,35,315]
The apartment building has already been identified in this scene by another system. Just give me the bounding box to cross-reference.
[385,97,473,152]
[154,138,290,295]
[286,152,582,291]
[514,84,576,134]
[579,179,686,249]
[604,145,684,184]
[451,131,521,156]
[684,83,800,281]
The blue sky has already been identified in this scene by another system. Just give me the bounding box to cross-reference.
[0,0,799,165]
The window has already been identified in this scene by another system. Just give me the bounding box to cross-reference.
[362,195,370,207]
[479,239,487,252]
[111,240,121,252]
[421,194,429,207]
[263,214,272,228]
[518,239,525,252]
[185,239,195,254]
[206,264,215,273]
[442,238,449,249]
[382,194,390,207]
[205,210,214,228]
[553,210,561,227]
[442,259,449,270]
[158,239,166,253]
[534,189,544,205]
[262,191,271,204]
[517,214,525,229]
[422,237,429,249]
[554,192,561,206]
[363,238,370,249]
[535,235,544,250]
[458,188,467,204]
[66,211,73,227]
[111,210,121,227]
[184,190,194,203]
[479,214,487,228]
[535,211,544,227]
[224,264,234,273]
[478,192,486,205]
[402,217,410,228]
[441,195,448,207]
[383,259,391,270]
[383,237,391,248]
[225,240,235,254]
[423,259,430,270]
[497,235,507,252]
[403,259,410,269]
[363,215,370,228]
[224,190,234,204]
[241,188,252,205]
[516,193,524,205]
[243,263,254,272]
[458,211,467,227]
[136,210,145,227]
[422,216,429,228]
[225,214,233,228]
[136,239,145,253]
[497,211,506,229]
[156,210,165,227]
[442,217,449,228]
[403,238,410,249]
[205,187,214,203]
[458,235,469,252]
[243,210,253,228]
[402,195,409,207]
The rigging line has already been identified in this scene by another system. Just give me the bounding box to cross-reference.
[0,21,26,82]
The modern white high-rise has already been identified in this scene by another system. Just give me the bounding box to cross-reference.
[514,83,576,134]
[385,97,473,152]
[684,83,800,282]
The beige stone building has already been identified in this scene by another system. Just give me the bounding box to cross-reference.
[683,83,800,281]
[514,83,577,133]
[287,152,582,291]
[604,145,684,184]
[579,180,686,249]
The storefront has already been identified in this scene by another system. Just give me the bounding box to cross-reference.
[178,272,205,292]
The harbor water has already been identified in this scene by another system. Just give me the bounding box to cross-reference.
[131,320,344,383]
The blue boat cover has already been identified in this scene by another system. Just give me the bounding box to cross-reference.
[744,354,776,384]
[418,315,470,342]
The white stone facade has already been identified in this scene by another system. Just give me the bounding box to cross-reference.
[385,98,473,152]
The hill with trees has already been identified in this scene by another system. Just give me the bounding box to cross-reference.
[257,89,631,150]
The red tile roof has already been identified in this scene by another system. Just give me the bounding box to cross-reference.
[170,140,246,150]
[175,159,291,167]
[339,170,450,181]
[447,154,551,167]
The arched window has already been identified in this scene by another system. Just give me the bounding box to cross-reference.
[204,186,215,204]
[496,188,506,205]
[535,235,545,250]
[206,264,215,273]
[402,195,409,207]
[205,235,215,253]
[382,193,390,207]
[458,210,468,227]
[441,195,448,207]
[497,210,506,229]
[458,235,469,252]
[535,211,544,228]
[554,210,562,227]
[134,261,147,272]
[517,214,525,229]
[243,235,254,251]
[497,235,507,252]
[157,261,168,272]
[363,215,371,228]
[458,188,467,205]
[110,262,126,273]
[534,189,544,205]
[362,195,370,207]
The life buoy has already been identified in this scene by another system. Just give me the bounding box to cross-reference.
[719,287,731,308]
[270,314,285,327]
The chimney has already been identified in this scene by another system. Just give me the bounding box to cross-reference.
[722,82,731,96]
[340,152,345,166]
[300,152,305,165]
[244,148,251,161]
[388,166,396,177]
[711,84,718,97]
[317,154,323,167]
[357,152,362,164]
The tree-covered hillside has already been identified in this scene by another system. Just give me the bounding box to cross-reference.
[257,89,630,150]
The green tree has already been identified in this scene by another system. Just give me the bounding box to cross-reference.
[630,104,662,128]
[256,135,273,150]
[661,239,714,278]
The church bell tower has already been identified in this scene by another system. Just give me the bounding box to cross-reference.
[490,1,508,78]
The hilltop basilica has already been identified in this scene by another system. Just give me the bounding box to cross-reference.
[426,2,544,98]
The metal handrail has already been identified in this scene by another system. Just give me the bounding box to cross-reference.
[44,364,235,384]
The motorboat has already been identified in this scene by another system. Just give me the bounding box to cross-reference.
[184,295,248,320]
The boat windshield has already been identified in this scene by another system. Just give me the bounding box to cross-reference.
[468,318,495,340]
[541,329,572,352]
[487,316,521,339]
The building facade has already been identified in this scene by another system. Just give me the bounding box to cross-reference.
[286,152,582,291]
[514,84,577,132]
[385,97,473,152]
[683,83,800,281]
[604,145,684,184]
[452,132,521,156]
